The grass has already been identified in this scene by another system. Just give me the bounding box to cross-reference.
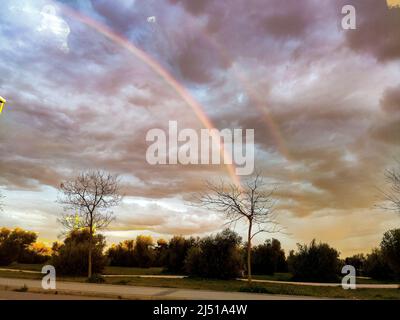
[103,276,400,300]
[252,273,294,282]
[1,265,399,300]
[4,263,44,272]
[4,264,398,285]
[13,284,28,292]
[103,266,165,276]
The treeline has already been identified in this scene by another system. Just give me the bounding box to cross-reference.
[0,226,399,282]
[107,229,288,278]
[0,228,51,265]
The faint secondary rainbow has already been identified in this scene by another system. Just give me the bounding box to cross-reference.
[56,3,242,187]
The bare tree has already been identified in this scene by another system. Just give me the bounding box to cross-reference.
[380,162,400,216]
[197,173,283,283]
[58,170,122,278]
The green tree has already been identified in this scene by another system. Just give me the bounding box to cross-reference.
[380,229,400,279]
[364,248,392,280]
[250,238,287,275]
[154,239,168,267]
[344,254,366,275]
[107,240,135,267]
[132,235,155,268]
[0,227,37,265]
[287,239,340,282]
[52,229,107,276]
[184,229,243,279]
[165,236,195,273]
[19,242,52,264]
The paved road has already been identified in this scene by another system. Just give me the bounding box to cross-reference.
[1,268,397,289]
[236,278,399,289]
[0,290,112,300]
[0,277,325,300]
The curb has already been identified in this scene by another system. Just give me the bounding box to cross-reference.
[0,284,182,300]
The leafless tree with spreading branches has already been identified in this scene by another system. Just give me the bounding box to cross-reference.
[380,162,400,216]
[196,173,284,283]
[58,170,123,278]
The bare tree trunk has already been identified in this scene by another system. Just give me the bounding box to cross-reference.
[247,220,252,284]
[88,225,93,278]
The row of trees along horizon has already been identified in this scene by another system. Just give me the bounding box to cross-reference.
[0,163,399,283]
[0,226,399,283]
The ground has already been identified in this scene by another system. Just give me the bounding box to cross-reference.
[0,264,399,300]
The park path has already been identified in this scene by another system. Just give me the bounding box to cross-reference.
[0,268,398,289]
[236,278,399,289]
[0,277,325,300]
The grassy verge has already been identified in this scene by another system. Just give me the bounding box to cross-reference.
[103,266,165,275]
[1,266,399,300]
[103,276,400,300]
[3,263,44,272]
[252,273,294,282]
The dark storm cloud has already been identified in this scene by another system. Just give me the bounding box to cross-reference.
[340,0,400,62]
[1,0,399,255]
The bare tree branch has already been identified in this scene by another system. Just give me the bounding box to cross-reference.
[378,161,400,215]
[194,171,283,283]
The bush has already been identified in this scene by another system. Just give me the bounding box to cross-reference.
[154,239,168,267]
[288,239,340,282]
[380,229,400,280]
[0,227,38,265]
[132,235,155,268]
[86,273,105,283]
[106,236,155,268]
[251,239,287,275]
[52,229,107,276]
[165,236,195,274]
[184,229,243,279]
[107,240,135,267]
[344,254,366,276]
[19,242,52,264]
[239,284,271,294]
[364,248,393,280]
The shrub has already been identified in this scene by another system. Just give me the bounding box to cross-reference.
[364,248,393,280]
[107,240,136,267]
[344,254,366,276]
[19,242,52,264]
[288,239,340,282]
[0,227,38,265]
[86,273,105,283]
[239,284,271,294]
[52,229,107,276]
[106,236,155,268]
[132,235,155,268]
[165,236,195,274]
[250,239,287,275]
[154,239,168,267]
[380,229,400,280]
[184,229,243,279]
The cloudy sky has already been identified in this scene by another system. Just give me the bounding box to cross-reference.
[0,0,399,257]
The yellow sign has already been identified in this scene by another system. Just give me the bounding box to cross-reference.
[387,0,400,8]
[0,96,6,115]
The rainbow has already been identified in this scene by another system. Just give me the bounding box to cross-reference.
[54,3,244,187]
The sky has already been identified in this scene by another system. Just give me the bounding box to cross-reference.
[0,0,399,257]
